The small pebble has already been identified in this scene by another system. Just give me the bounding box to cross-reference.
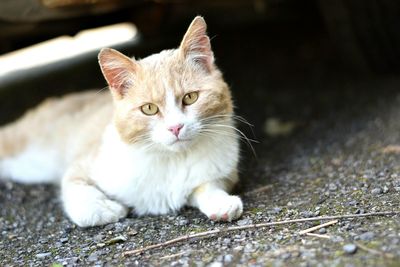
[329,183,338,191]
[270,207,282,214]
[97,243,106,248]
[358,232,375,241]
[127,230,138,236]
[208,262,223,267]
[233,245,243,251]
[70,257,79,264]
[105,235,127,245]
[281,252,291,260]
[64,227,74,234]
[93,234,104,242]
[236,218,252,226]
[88,252,98,262]
[343,244,357,254]
[331,236,344,243]
[36,252,51,259]
[371,188,383,195]
[178,219,189,226]
[300,211,314,218]
[104,224,115,231]
[392,179,400,186]
[222,238,231,245]
[318,228,327,234]
[355,208,365,214]
[244,243,255,253]
[223,254,233,263]
[347,200,358,206]
[382,186,389,193]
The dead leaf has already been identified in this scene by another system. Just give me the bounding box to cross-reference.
[264,118,298,137]
[381,145,400,154]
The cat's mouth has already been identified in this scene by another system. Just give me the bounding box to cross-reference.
[171,138,191,144]
[166,138,193,150]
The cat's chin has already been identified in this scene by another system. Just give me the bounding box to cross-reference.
[164,139,193,152]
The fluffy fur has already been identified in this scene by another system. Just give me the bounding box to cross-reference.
[0,16,243,227]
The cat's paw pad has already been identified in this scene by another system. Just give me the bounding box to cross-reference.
[66,198,128,227]
[204,195,243,222]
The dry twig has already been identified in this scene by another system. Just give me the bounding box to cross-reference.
[265,245,301,258]
[354,242,395,259]
[159,251,189,260]
[244,184,273,196]
[305,233,331,239]
[381,145,400,154]
[299,220,338,235]
[123,211,398,257]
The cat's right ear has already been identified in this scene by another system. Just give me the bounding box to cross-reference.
[98,48,138,100]
[180,16,214,72]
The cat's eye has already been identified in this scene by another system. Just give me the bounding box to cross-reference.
[141,103,159,116]
[182,92,199,106]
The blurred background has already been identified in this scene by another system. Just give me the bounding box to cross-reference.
[0,0,399,145]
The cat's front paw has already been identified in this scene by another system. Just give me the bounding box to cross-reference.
[201,195,243,222]
[65,197,128,227]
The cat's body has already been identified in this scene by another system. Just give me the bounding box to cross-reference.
[0,91,111,184]
[0,17,243,227]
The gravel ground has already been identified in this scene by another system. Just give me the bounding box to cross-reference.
[1,21,400,266]
[1,77,400,266]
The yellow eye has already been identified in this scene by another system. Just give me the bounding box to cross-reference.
[182,92,199,105]
[140,103,159,115]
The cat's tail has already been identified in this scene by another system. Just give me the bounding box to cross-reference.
[0,122,29,182]
[0,122,25,159]
[0,120,63,184]
[0,122,35,183]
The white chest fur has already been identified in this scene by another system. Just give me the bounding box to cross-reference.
[91,125,239,215]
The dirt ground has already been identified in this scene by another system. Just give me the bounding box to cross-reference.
[1,20,400,266]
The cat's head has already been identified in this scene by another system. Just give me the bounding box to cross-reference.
[98,16,233,152]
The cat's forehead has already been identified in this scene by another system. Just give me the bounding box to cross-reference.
[139,49,181,72]
[131,50,192,101]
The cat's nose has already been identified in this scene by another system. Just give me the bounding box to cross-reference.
[168,124,184,137]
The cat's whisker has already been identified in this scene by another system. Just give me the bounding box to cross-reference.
[203,124,258,157]
[205,123,258,141]
[213,124,258,142]
[129,138,152,147]
[127,133,153,144]
[96,86,109,94]
[140,142,156,152]
[201,114,254,127]
[198,130,240,140]
[197,130,257,158]
[200,114,255,139]
[200,126,257,154]
[200,128,258,145]
[228,115,257,140]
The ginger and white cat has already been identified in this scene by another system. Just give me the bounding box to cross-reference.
[0,16,243,227]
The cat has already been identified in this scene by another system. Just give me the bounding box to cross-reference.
[0,16,243,227]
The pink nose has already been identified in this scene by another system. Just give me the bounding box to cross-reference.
[168,124,184,137]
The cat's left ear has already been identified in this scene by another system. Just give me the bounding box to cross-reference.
[180,16,214,72]
[98,48,138,100]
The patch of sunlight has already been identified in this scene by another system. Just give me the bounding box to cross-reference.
[0,22,137,77]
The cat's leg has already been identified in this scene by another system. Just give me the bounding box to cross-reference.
[61,163,128,227]
[189,175,243,222]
